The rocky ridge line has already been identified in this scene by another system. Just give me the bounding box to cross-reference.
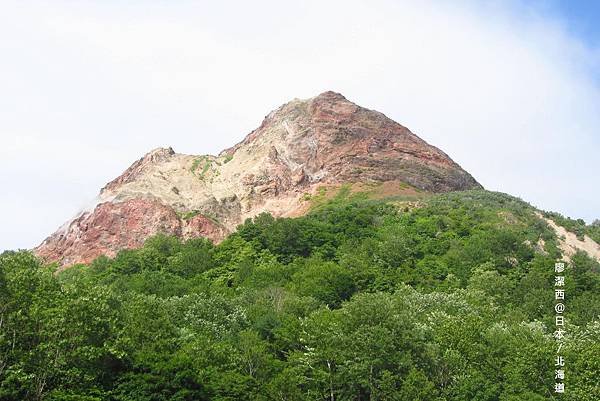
[36,91,481,267]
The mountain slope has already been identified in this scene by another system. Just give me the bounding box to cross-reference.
[35,91,480,266]
[6,190,600,400]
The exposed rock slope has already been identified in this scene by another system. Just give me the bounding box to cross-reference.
[537,213,600,262]
[36,91,481,266]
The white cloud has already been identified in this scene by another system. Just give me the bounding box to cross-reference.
[0,0,598,250]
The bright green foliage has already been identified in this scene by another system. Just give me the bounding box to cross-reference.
[1,190,599,400]
[0,252,120,400]
[190,156,212,180]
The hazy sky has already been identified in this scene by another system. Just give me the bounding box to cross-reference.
[1,0,599,251]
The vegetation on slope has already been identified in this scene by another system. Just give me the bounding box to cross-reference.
[542,210,600,243]
[1,190,599,400]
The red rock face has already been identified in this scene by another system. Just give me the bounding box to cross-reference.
[181,214,227,243]
[36,91,481,268]
[228,91,480,193]
[36,198,225,267]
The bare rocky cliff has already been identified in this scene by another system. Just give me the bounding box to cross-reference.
[36,91,481,266]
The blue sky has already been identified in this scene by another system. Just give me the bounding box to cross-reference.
[0,0,599,251]
[548,1,600,46]
[544,0,600,84]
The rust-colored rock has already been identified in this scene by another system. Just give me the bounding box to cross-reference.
[181,214,227,243]
[37,198,177,266]
[36,91,481,267]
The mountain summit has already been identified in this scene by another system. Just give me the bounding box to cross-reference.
[35,92,481,266]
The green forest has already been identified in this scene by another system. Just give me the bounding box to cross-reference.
[1,190,599,400]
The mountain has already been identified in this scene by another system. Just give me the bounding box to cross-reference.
[35,91,480,266]
[8,92,600,401]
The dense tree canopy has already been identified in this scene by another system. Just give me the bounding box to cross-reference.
[1,190,599,400]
